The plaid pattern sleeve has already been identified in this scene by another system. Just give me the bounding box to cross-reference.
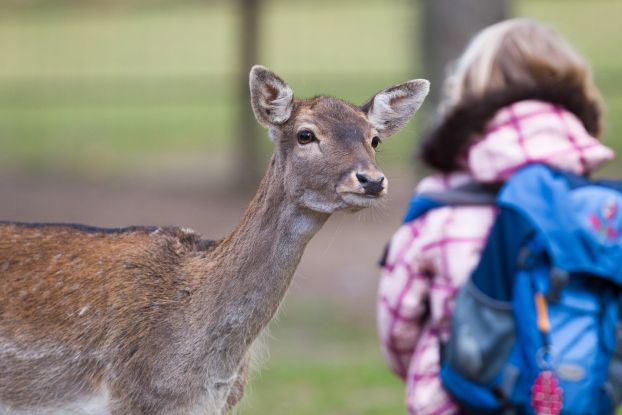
[378,217,432,379]
[378,202,497,414]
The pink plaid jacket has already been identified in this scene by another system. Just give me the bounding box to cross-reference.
[377,100,615,415]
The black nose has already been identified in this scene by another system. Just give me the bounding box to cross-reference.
[356,173,385,196]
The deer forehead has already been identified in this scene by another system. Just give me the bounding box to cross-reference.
[294,97,375,140]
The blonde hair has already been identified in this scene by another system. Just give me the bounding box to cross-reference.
[420,18,604,172]
[440,18,603,133]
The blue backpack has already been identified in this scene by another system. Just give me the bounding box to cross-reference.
[403,164,622,415]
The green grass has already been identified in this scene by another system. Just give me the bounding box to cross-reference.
[237,303,405,415]
[240,359,404,415]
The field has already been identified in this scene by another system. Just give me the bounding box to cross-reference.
[1,0,622,176]
[1,0,621,413]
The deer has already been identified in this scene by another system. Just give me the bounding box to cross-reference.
[0,66,429,415]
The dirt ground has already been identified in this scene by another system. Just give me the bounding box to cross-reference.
[0,166,417,321]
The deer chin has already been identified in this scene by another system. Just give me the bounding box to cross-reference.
[338,191,384,210]
[296,190,350,214]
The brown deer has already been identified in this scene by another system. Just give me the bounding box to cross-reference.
[0,66,429,415]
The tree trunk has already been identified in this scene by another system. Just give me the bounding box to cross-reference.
[235,0,261,191]
[421,0,511,107]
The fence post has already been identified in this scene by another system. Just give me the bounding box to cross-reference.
[421,0,511,108]
[235,0,262,191]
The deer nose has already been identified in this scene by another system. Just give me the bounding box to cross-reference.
[356,172,385,196]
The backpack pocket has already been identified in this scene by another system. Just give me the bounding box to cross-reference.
[605,302,622,409]
[605,335,622,410]
[538,278,620,415]
[445,280,515,384]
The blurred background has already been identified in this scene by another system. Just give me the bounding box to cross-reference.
[0,0,621,413]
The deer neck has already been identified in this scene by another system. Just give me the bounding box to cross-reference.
[217,155,328,300]
[189,153,328,366]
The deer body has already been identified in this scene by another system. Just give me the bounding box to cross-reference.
[0,67,428,414]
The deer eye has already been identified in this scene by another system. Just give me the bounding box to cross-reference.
[371,136,381,149]
[297,130,316,145]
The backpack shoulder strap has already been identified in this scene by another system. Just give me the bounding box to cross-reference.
[403,182,500,223]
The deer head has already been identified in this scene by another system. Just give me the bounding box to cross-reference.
[250,65,429,213]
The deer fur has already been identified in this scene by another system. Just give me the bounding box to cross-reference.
[0,66,429,415]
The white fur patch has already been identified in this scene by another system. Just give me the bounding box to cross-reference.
[1,389,111,415]
[367,91,400,127]
[367,79,430,138]
[260,81,293,125]
[249,65,294,129]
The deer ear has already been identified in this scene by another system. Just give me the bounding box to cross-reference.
[361,79,430,138]
[249,65,294,129]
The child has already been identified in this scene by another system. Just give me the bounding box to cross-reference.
[377,18,615,415]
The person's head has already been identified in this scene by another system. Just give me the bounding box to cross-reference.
[422,18,604,172]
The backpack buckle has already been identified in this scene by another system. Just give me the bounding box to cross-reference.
[548,268,569,302]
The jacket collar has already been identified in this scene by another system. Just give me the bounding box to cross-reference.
[419,81,603,172]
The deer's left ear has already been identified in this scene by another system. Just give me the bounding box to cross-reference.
[361,79,430,138]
